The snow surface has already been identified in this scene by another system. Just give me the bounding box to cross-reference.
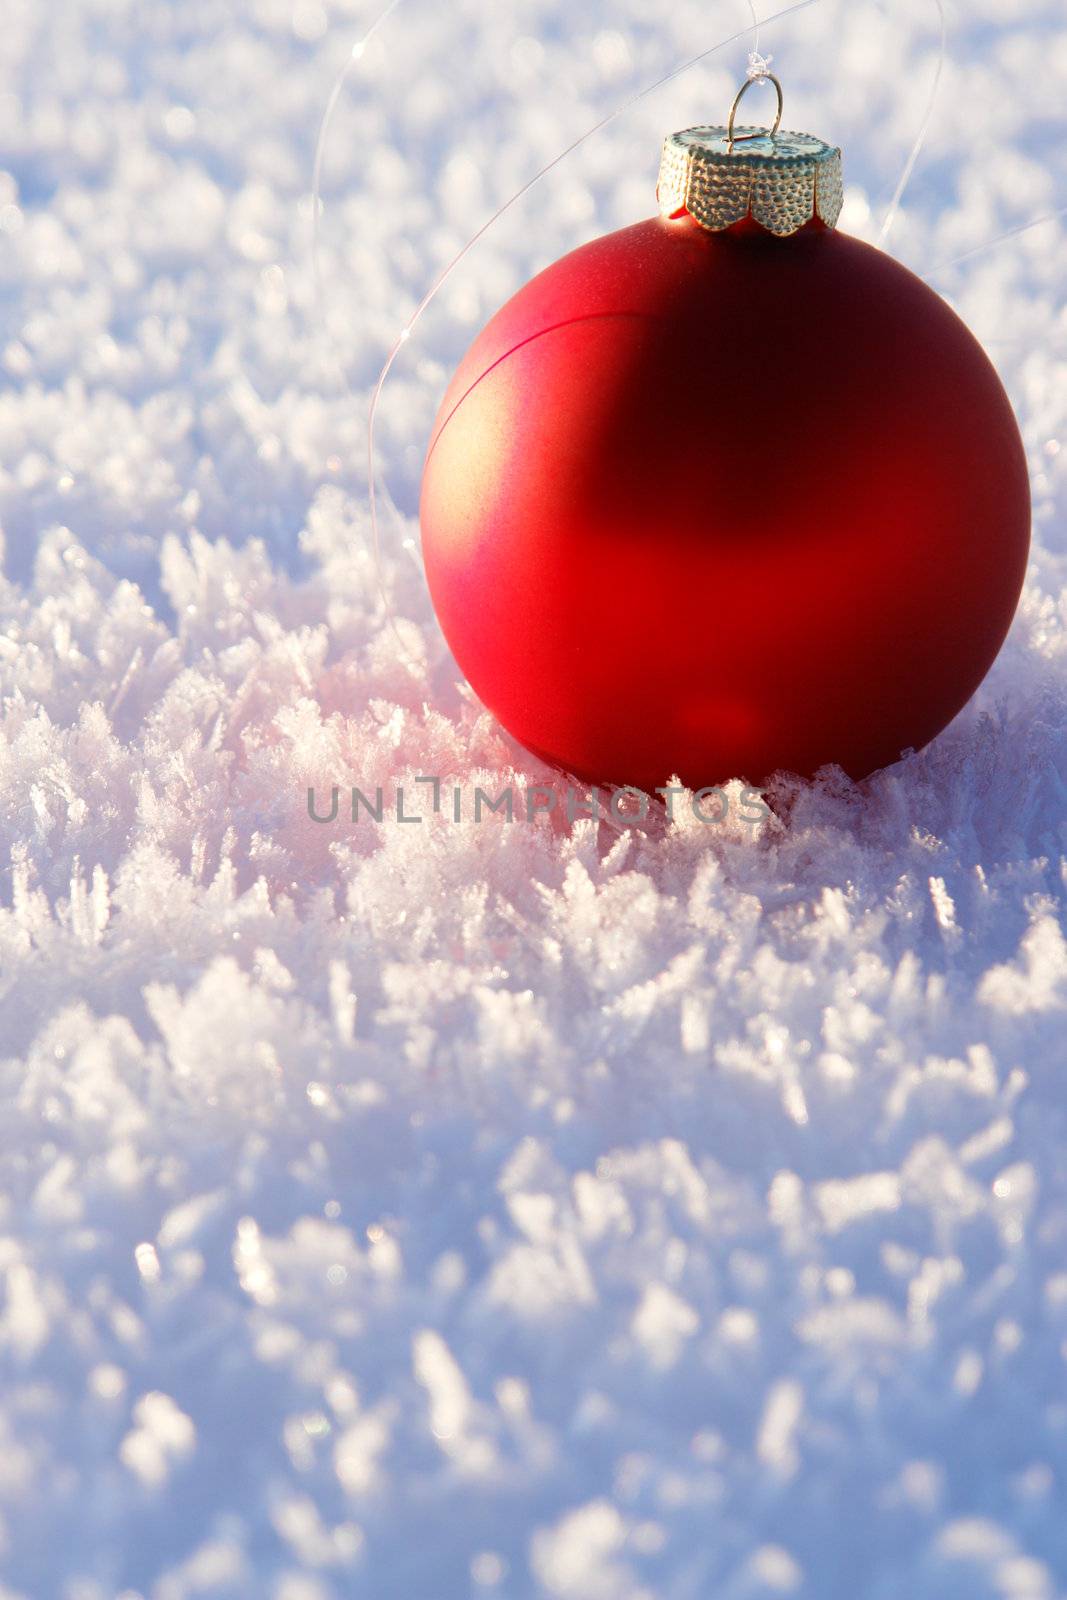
[2,0,1067,1595]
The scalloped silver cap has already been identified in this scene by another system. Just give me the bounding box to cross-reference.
[657,126,843,238]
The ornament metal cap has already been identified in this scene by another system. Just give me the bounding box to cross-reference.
[657,73,843,237]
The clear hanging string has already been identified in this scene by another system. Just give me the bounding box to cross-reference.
[310,0,405,362]
[926,203,1067,279]
[310,0,1056,648]
[310,0,820,655]
[878,0,946,247]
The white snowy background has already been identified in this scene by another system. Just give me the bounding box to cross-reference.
[2,0,1067,1595]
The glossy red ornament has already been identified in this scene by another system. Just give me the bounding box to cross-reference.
[419,131,1030,792]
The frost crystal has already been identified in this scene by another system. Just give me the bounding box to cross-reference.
[0,0,1066,1594]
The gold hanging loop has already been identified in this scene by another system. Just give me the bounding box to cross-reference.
[726,72,784,151]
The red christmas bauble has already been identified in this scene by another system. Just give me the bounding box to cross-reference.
[419,103,1030,792]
